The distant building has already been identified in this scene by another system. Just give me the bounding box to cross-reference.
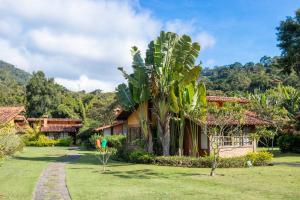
[27,117,82,144]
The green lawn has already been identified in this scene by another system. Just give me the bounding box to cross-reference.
[66,151,300,200]
[0,147,300,200]
[0,147,69,200]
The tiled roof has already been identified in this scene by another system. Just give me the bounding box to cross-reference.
[27,118,82,122]
[205,110,270,126]
[41,126,77,133]
[0,106,25,125]
[95,121,125,132]
[206,96,250,104]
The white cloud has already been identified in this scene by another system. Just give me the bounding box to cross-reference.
[165,19,216,51]
[195,32,216,50]
[203,59,216,68]
[165,19,194,35]
[0,39,31,71]
[0,0,215,92]
[55,75,115,92]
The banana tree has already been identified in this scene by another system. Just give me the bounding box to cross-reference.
[118,47,153,153]
[145,31,203,156]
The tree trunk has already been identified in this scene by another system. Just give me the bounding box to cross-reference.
[160,116,170,156]
[147,124,153,153]
[178,114,185,156]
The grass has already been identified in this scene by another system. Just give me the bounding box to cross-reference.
[0,147,69,200]
[66,150,300,200]
[0,147,300,200]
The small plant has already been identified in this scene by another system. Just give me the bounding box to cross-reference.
[0,123,24,159]
[95,139,116,172]
[246,151,273,166]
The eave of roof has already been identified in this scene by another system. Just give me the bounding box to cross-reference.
[95,120,125,132]
[0,106,25,125]
[27,118,82,122]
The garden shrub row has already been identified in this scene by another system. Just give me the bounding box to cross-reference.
[126,150,273,168]
[278,134,300,153]
[25,135,73,147]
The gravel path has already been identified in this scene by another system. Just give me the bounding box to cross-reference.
[32,154,80,200]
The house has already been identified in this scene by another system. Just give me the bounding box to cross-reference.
[0,106,28,132]
[96,96,270,157]
[27,117,82,144]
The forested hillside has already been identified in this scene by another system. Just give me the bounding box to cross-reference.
[202,56,300,95]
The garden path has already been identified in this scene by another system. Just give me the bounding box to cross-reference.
[32,154,80,200]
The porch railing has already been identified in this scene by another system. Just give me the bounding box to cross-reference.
[214,136,252,147]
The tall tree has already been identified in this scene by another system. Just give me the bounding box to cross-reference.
[26,71,60,117]
[146,31,205,156]
[277,8,300,76]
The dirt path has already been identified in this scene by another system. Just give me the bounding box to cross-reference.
[32,154,80,200]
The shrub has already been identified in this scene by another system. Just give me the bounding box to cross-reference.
[153,152,272,168]
[0,132,24,159]
[57,137,73,146]
[278,134,300,153]
[0,124,24,159]
[89,134,127,160]
[89,134,126,149]
[154,156,247,168]
[25,135,58,147]
[246,151,273,166]
[128,150,155,164]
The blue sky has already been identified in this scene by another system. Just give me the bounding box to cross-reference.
[140,0,300,67]
[0,0,299,92]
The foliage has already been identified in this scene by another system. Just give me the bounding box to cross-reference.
[0,124,24,159]
[56,137,73,146]
[26,71,61,117]
[25,135,58,147]
[277,134,300,153]
[117,46,153,152]
[128,150,155,163]
[0,60,29,106]
[276,9,300,76]
[153,154,271,168]
[245,151,273,166]
[202,57,300,93]
[89,134,126,149]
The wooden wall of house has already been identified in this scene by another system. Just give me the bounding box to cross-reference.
[127,102,148,126]
[113,124,125,135]
[183,119,209,157]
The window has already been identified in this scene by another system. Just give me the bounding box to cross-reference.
[128,127,142,143]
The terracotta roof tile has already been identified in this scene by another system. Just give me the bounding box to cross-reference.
[41,126,77,133]
[27,118,82,122]
[0,106,25,125]
[205,111,270,126]
[206,96,250,104]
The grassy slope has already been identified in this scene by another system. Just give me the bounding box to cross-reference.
[0,147,69,200]
[66,151,300,200]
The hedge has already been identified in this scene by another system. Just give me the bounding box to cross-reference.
[126,150,273,168]
[25,135,73,147]
[278,134,300,153]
